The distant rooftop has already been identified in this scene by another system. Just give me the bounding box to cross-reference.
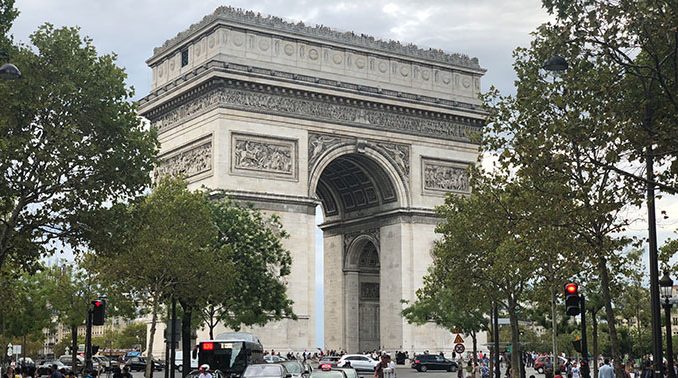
[153,6,482,70]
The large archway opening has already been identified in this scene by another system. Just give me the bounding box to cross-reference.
[313,152,402,352]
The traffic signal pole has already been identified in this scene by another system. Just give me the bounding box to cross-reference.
[579,294,589,378]
[85,305,94,373]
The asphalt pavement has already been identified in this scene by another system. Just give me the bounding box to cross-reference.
[128,365,540,378]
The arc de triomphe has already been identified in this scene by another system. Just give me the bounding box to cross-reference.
[139,7,486,353]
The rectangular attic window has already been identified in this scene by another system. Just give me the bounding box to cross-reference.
[181,49,189,67]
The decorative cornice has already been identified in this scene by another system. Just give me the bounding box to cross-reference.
[152,6,482,71]
[144,78,483,143]
[139,60,486,114]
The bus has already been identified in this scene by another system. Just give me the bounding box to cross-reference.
[197,332,264,377]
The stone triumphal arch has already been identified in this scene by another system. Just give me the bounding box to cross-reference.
[139,7,486,353]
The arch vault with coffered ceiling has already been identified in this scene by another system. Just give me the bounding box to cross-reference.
[139,6,485,353]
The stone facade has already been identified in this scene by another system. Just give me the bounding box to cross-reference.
[140,7,485,354]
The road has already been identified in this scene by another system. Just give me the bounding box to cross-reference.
[128,365,541,378]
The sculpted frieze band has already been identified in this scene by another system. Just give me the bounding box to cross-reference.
[155,137,213,181]
[308,133,410,185]
[422,158,470,194]
[232,133,297,180]
[149,82,481,143]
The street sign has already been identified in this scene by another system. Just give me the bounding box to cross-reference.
[454,344,465,354]
[453,334,464,344]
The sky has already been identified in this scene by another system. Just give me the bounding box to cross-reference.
[9,0,678,347]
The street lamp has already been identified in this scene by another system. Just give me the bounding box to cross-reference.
[542,55,569,73]
[660,272,675,378]
[0,63,21,80]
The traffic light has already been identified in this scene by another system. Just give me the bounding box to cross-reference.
[92,299,106,325]
[572,339,582,353]
[564,282,581,316]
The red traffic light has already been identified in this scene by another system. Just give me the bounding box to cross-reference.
[93,300,103,307]
[565,283,578,294]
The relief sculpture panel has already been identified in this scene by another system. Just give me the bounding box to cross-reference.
[154,136,212,181]
[232,133,298,180]
[422,158,470,195]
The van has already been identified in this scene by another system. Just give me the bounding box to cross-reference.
[174,350,199,372]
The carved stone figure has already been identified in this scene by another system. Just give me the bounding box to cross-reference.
[155,141,212,180]
[150,85,481,143]
[233,135,295,176]
[423,162,470,193]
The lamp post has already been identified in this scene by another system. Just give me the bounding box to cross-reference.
[660,272,675,378]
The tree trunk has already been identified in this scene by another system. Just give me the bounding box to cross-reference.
[181,302,193,378]
[597,257,623,377]
[71,325,78,374]
[472,331,478,366]
[146,297,160,378]
[592,310,598,378]
[551,287,558,363]
[508,300,521,378]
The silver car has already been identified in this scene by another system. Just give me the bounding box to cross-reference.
[244,364,292,378]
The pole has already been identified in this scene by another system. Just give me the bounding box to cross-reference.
[665,300,675,378]
[164,301,170,378]
[86,307,94,373]
[551,287,558,362]
[170,297,177,378]
[647,144,663,378]
[494,302,500,378]
[580,295,589,378]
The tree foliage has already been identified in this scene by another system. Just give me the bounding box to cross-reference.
[0,22,157,272]
[203,196,295,330]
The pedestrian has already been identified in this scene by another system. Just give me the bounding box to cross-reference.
[598,359,614,378]
[387,355,396,378]
[120,367,132,378]
[457,359,465,378]
[374,355,389,378]
[198,364,212,378]
[565,359,573,378]
[553,370,563,378]
[49,365,63,378]
[571,362,580,378]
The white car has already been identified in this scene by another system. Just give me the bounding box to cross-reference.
[336,355,378,372]
[264,355,288,363]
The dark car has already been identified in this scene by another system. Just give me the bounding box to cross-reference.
[410,354,458,372]
[125,357,162,372]
[37,361,71,376]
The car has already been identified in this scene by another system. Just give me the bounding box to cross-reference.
[280,360,311,378]
[310,364,351,378]
[534,356,567,374]
[336,355,378,372]
[125,356,162,372]
[243,363,292,378]
[265,355,288,363]
[37,360,70,376]
[317,356,341,369]
[410,354,458,372]
[58,355,81,372]
[93,356,119,372]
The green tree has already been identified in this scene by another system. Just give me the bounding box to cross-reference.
[402,273,489,365]
[87,177,219,378]
[0,19,157,272]
[45,263,99,373]
[202,197,295,333]
[0,265,51,359]
[424,169,572,377]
